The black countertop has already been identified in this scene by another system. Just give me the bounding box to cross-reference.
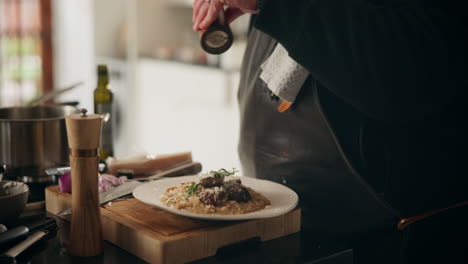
[6,207,466,264]
[7,209,361,264]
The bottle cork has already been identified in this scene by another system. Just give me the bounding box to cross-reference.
[66,108,103,256]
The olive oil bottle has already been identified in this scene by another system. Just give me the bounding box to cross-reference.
[94,65,114,159]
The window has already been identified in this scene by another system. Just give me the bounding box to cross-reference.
[0,0,52,106]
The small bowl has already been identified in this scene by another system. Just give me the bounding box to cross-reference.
[0,181,29,225]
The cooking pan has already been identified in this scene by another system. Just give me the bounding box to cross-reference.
[0,105,79,182]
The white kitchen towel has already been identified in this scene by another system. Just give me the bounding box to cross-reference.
[260,44,309,104]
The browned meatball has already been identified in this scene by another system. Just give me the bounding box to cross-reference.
[199,189,226,206]
[222,180,251,202]
[199,176,224,188]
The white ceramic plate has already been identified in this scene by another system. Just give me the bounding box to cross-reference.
[133,175,299,220]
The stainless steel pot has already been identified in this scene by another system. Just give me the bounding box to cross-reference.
[0,165,4,182]
[0,105,79,182]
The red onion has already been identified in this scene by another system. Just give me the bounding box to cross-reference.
[99,174,127,192]
[59,171,72,193]
[59,172,127,193]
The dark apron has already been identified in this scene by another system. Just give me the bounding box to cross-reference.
[237,28,399,233]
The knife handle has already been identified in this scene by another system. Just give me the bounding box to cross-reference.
[3,230,48,258]
[0,226,29,248]
[106,152,192,176]
[145,162,202,181]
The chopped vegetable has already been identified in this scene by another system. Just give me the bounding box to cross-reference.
[98,174,127,193]
[58,172,71,193]
[59,172,127,194]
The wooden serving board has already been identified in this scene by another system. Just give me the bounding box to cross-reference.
[45,185,301,264]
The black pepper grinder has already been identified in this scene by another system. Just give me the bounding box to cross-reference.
[200,9,233,55]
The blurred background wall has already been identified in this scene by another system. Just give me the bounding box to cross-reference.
[0,0,249,174]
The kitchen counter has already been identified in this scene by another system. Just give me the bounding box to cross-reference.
[9,209,400,264]
[8,196,467,264]
[16,202,468,264]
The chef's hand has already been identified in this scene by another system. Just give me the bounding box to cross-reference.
[192,0,258,31]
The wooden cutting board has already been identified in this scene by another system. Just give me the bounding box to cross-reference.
[45,185,301,264]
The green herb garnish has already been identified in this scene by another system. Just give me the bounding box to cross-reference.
[185,182,200,199]
[209,168,238,178]
[184,168,238,199]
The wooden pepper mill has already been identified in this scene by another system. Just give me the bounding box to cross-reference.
[66,108,103,256]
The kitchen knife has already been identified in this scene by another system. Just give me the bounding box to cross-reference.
[100,161,202,202]
[57,161,202,217]
[0,218,56,251]
[0,227,28,250]
[45,162,107,176]
[0,230,48,264]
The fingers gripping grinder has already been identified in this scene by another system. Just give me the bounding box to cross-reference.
[201,9,233,54]
[66,108,103,256]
